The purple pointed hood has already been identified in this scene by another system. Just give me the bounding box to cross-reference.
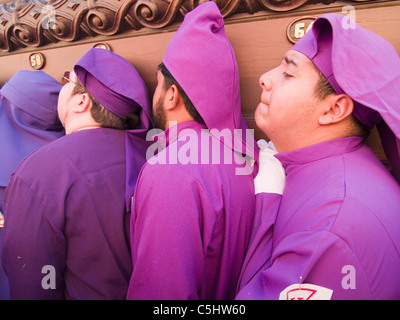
[162,1,258,167]
[0,70,64,187]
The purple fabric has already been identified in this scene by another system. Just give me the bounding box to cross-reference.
[0,187,8,300]
[162,1,258,168]
[76,70,141,118]
[293,13,400,182]
[0,70,64,187]
[126,3,258,299]
[126,122,256,299]
[2,128,147,299]
[378,121,400,182]
[124,133,154,212]
[73,48,154,210]
[236,193,281,293]
[236,137,400,299]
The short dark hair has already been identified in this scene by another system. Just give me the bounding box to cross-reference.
[313,65,370,139]
[158,63,205,125]
[72,80,138,130]
[313,67,336,101]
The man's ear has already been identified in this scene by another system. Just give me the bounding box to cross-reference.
[318,94,354,125]
[164,84,181,111]
[72,92,92,113]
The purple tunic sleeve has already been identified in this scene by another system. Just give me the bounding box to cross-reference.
[236,140,285,296]
[127,164,212,299]
[236,192,281,295]
[236,199,379,300]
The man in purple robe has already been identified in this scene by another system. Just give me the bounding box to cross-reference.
[126,1,264,300]
[236,14,400,300]
[1,48,152,299]
[0,70,64,300]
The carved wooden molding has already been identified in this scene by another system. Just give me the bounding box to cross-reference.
[0,0,390,52]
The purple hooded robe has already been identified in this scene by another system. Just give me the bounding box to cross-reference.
[126,1,264,300]
[1,49,152,299]
[0,70,64,300]
[236,13,400,300]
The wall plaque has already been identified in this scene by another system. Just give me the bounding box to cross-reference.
[29,52,45,69]
[286,17,316,44]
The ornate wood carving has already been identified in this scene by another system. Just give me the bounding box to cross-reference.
[0,0,390,52]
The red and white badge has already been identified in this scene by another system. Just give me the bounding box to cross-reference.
[0,211,4,228]
[279,283,333,300]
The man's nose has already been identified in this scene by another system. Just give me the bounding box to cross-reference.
[259,72,272,91]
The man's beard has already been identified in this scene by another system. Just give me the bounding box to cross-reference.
[153,95,167,131]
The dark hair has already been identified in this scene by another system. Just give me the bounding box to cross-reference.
[72,80,138,130]
[313,66,336,101]
[158,63,205,125]
[313,65,370,138]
